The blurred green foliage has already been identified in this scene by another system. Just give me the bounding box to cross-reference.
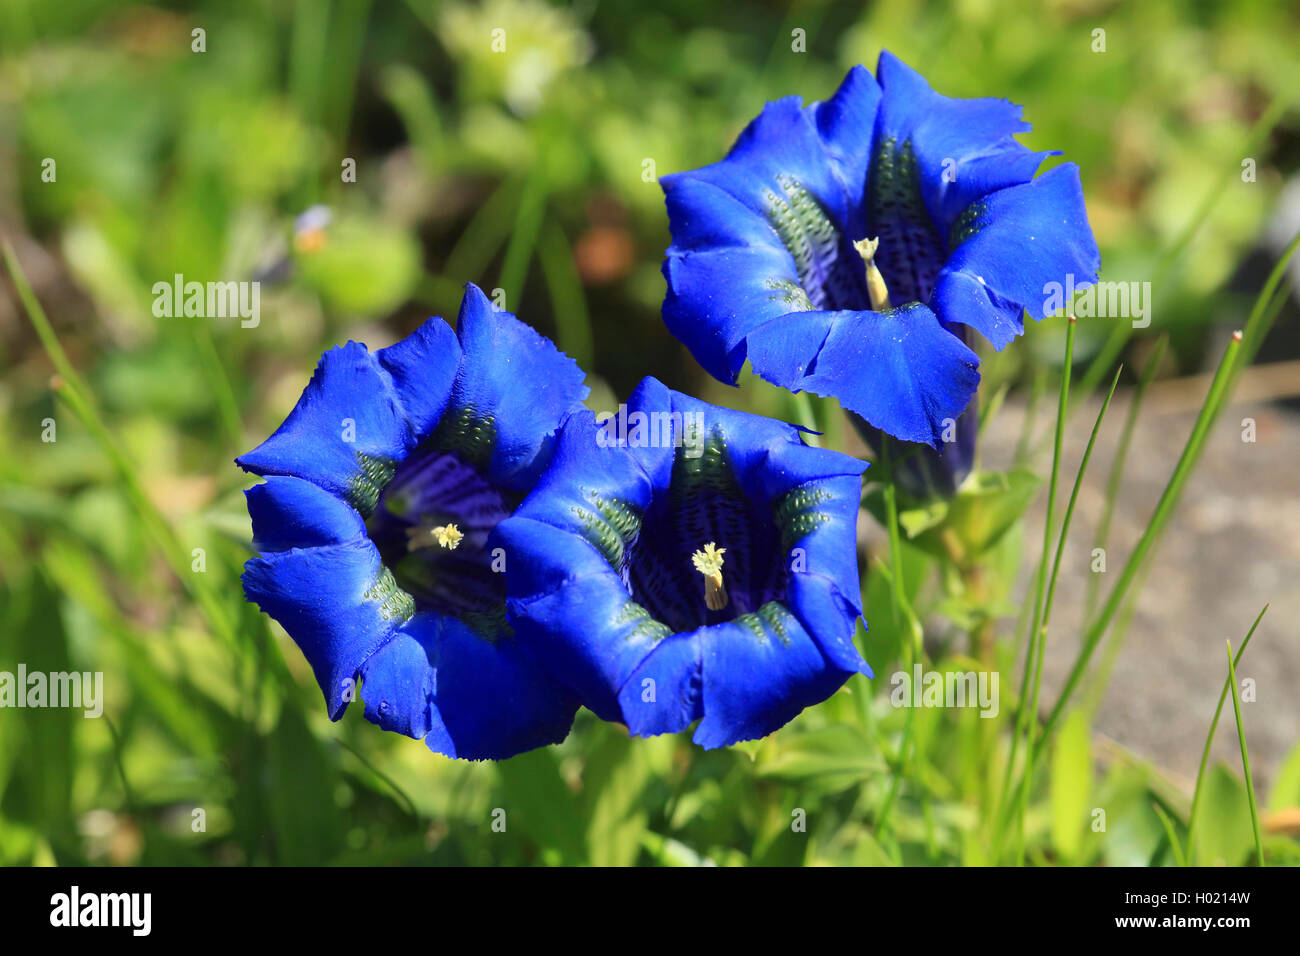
[1,0,1298,866]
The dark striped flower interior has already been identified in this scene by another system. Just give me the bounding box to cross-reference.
[763,138,963,314]
[364,407,515,640]
[576,429,832,641]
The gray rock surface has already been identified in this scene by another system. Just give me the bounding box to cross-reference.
[857,373,1298,793]
[995,386,1298,791]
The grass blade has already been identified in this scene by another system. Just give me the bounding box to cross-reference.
[1085,336,1167,619]
[1185,605,1266,860]
[443,175,523,286]
[3,241,242,656]
[497,167,548,306]
[1010,338,1122,860]
[1020,364,1122,817]
[538,219,594,370]
[1151,801,1187,868]
[1225,639,1265,866]
[3,241,93,400]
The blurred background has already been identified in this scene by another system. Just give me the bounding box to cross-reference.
[1,0,1297,866]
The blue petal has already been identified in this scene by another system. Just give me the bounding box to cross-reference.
[358,612,579,760]
[617,630,703,737]
[242,538,412,719]
[874,51,1054,234]
[449,283,589,491]
[933,163,1101,349]
[236,342,414,515]
[661,86,875,376]
[624,378,868,500]
[786,574,870,677]
[742,304,981,446]
[664,94,854,229]
[853,393,979,499]
[662,175,791,254]
[809,63,882,236]
[620,606,855,749]
[662,243,807,383]
[693,606,857,748]
[245,475,367,553]
[777,472,867,619]
[506,408,660,537]
[374,314,462,439]
[769,468,869,678]
[497,514,668,723]
[357,623,436,739]
[430,615,580,760]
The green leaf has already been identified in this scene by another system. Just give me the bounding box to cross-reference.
[581,727,661,866]
[641,832,712,867]
[1096,768,1167,867]
[940,469,1043,559]
[867,469,1041,563]
[850,826,897,866]
[41,537,220,758]
[1267,738,1300,813]
[1150,802,1187,867]
[756,725,887,796]
[862,542,929,669]
[897,498,949,538]
[495,747,586,865]
[1190,765,1255,866]
[1049,711,1092,862]
[1,573,77,853]
[266,707,344,865]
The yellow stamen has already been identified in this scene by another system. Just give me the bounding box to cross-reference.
[691,542,728,611]
[853,236,892,311]
[407,521,464,551]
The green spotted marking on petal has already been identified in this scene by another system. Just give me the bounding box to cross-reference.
[765,276,814,311]
[948,200,987,249]
[575,491,642,571]
[616,599,671,644]
[363,566,416,623]
[431,404,496,470]
[867,137,946,305]
[765,174,839,286]
[735,600,795,646]
[348,452,398,516]
[773,485,832,549]
[674,429,741,499]
[763,173,863,311]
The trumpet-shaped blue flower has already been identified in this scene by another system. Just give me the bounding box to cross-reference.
[661,52,1100,446]
[495,378,871,749]
[237,284,588,760]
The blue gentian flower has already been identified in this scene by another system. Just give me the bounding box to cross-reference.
[237,284,589,760]
[661,52,1101,447]
[494,377,871,749]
